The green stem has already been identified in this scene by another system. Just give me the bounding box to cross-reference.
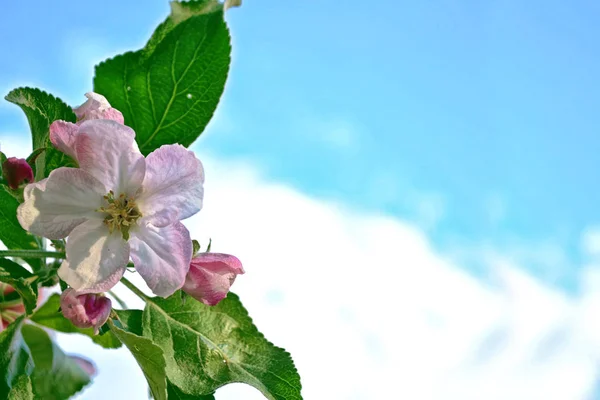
[120,277,149,301]
[108,289,128,309]
[0,250,65,259]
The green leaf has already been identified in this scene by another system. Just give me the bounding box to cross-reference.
[141,292,302,399]
[0,186,42,272]
[4,88,77,180]
[0,151,6,183]
[167,381,215,399]
[7,375,33,400]
[0,318,91,400]
[30,294,121,349]
[21,324,90,399]
[108,318,168,400]
[40,148,77,180]
[115,309,143,335]
[4,88,75,150]
[114,310,215,400]
[192,239,201,257]
[0,316,34,398]
[94,0,232,155]
[0,258,38,315]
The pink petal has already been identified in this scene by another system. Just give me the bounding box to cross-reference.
[101,108,125,125]
[58,219,129,294]
[60,289,112,335]
[49,121,79,160]
[129,222,192,298]
[75,119,145,196]
[137,144,204,227]
[74,92,124,124]
[183,253,244,306]
[17,168,106,239]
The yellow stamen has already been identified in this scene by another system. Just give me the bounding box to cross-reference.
[97,192,142,240]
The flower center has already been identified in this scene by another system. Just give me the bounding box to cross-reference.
[98,191,142,240]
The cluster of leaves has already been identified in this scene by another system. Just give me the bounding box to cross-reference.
[0,1,302,399]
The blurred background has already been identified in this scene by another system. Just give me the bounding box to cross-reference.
[2,1,600,399]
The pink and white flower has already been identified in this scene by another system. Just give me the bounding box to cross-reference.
[17,93,203,297]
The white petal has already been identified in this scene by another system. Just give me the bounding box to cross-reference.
[58,219,129,294]
[129,222,192,297]
[75,119,145,196]
[137,144,204,227]
[49,121,79,160]
[17,168,106,239]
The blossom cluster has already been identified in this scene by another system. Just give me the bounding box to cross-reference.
[14,93,243,331]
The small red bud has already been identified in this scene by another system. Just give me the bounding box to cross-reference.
[2,157,33,189]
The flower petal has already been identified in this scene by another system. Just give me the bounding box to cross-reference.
[17,168,106,239]
[129,222,192,297]
[137,144,204,227]
[74,92,124,124]
[58,219,129,293]
[49,120,79,160]
[100,108,125,125]
[183,253,244,306]
[75,119,145,196]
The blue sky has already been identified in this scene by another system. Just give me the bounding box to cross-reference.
[2,1,599,293]
[3,1,600,398]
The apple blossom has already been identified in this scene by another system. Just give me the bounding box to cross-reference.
[182,253,244,306]
[17,94,204,297]
[2,157,33,189]
[60,289,111,335]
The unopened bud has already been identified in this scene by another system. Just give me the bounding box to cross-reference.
[2,157,33,189]
[182,253,244,306]
[60,289,111,334]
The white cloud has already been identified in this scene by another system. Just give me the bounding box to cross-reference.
[52,154,600,400]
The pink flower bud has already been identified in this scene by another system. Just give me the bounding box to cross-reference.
[60,289,111,334]
[182,253,244,306]
[73,92,124,124]
[2,157,33,189]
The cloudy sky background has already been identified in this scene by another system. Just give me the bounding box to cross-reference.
[2,1,600,399]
